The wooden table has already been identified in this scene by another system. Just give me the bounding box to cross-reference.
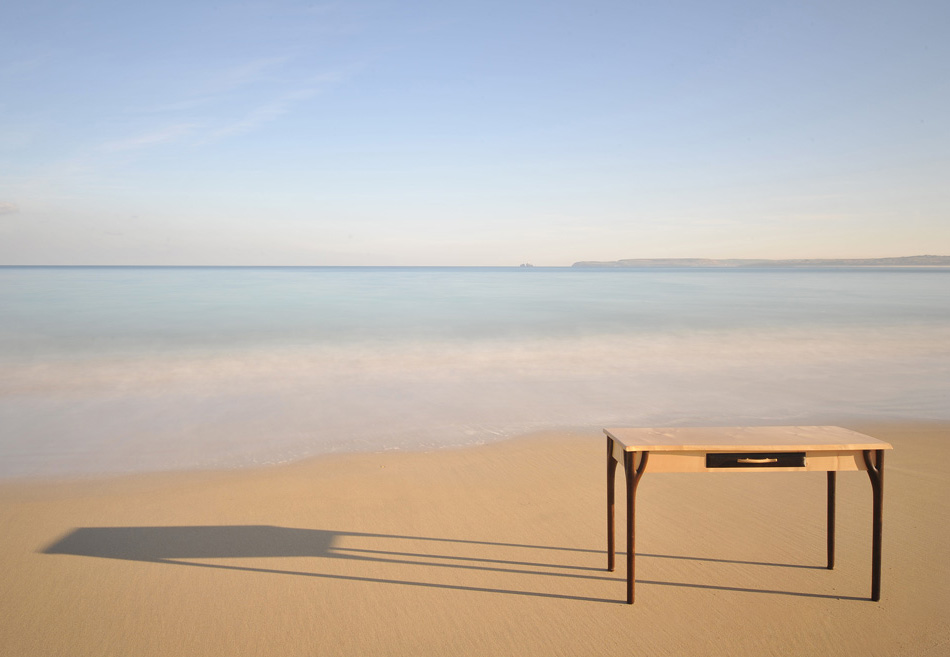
[605,426,892,604]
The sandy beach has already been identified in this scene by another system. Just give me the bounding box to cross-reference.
[1,421,948,656]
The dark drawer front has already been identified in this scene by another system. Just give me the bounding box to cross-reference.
[706,452,806,469]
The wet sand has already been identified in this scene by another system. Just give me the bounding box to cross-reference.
[1,422,948,656]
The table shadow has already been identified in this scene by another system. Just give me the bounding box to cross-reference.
[41,526,861,603]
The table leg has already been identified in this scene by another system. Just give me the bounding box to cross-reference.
[607,437,617,571]
[624,450,649,604]
[827,471,836,570]
[864,449,884,601]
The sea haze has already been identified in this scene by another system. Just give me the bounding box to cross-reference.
[1,266,948,478]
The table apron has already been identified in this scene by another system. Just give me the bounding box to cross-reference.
[627,450,867,473]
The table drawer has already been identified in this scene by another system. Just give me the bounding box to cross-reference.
[705,452,806,468]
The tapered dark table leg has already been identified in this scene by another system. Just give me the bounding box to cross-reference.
[607,437,617,571]
[827,471,836,570]
[624,450,648,604]
[864,450,884,601]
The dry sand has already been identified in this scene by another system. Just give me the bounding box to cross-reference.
[1,422,948,656]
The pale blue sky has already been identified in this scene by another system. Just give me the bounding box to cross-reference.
[1,0,947,265]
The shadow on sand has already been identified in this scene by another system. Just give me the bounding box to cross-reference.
[41,525,861,603]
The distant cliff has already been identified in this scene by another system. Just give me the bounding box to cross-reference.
[572,255,950,268]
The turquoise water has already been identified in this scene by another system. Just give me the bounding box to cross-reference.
[3,266,948,352]
[2,266,948,477]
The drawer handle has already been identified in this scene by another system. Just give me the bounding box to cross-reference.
[737,457,778,464]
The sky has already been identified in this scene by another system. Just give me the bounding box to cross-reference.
[1,0,948,266]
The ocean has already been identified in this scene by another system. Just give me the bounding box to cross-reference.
[2,265,948,478]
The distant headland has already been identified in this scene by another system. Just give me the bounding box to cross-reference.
[571,255,950,268]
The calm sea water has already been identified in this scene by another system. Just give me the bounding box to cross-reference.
[2,266,948,478]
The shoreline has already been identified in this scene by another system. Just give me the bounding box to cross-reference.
[2,420,949,655]
[2,415,944,486]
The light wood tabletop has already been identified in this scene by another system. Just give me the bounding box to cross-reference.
[604,425,893,452]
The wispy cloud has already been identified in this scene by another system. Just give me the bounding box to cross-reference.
[209,90,315,139]
[91,60,350,158]
[218,56,294,92]
[138,55,296,116]
[0,201,19,215]
[208,72,345,140]
[145,97,217,114]
[132,56,352,145]
[100,123,198,152]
